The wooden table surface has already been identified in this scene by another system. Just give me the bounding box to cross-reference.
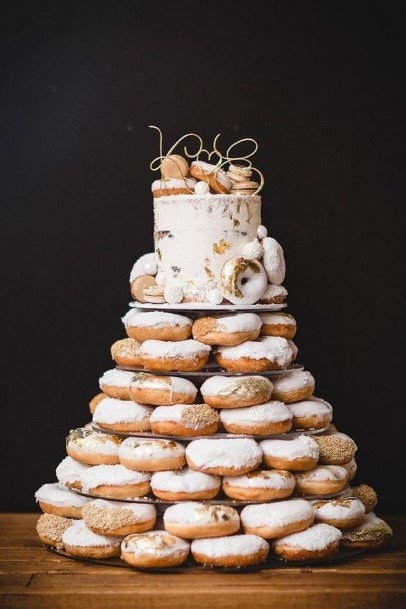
[1,513,405,609]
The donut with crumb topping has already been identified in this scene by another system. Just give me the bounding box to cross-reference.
[150,404,219,437]
[314,433,357,465]
[110,338,143,368]
[82,499,156,536]
[351,484,378,513]
[36,513,72,548]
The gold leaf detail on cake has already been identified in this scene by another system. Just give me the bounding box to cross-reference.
[213,239,231,255]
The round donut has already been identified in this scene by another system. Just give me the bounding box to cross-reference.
[122,310,192,342]
[351,485,378,513]
[99,369,135,400]
[192,313,262,346]
[219,401,292,435]
[110,338,143,368]
[201,375,273,409]
[262,237,286,285]
[161,154,190,180]
[89,392,107,414]
[222,469,296,501]
[289,398,333,430]
[62,519,122,559]
[190,160,231,194]
[121,531,190,568]
[260,435,319,471]
[151,468,221,501]
[129,373,197,406]
[36,513,72,548]
[80,464,151,499]
[92,398,153,433]
[295,465,348,495]
[35,483,90,519]
[273,523,342,561]
[259,284,288,304]
[260,313,297,340]
[66,428,121,466]
[340,513,393,548]
[139,339,211,372]
[314,433,357,465]
[186,438,262,476]
[152,177,196,197]
[191,534,269,567]
[164,502,240,539]
[341,458,357,481]
[216,337,293,372]
[119,438,186,472]
[272,370,315,403]
[150,404,219,437]
[82,499,157,536]
[312,498,365,530]
[55,456,91,490]
[219,257,267,305]
[240,499,315,539]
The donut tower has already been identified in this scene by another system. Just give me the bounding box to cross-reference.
[35,128,392,570]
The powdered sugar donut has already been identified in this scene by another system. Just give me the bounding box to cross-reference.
[93,398,153,433]
[119,438,186,472]
[312,498,365,530]
[260,435,319,471]
[186,438,262,476]
[289,398,333,430]
[191,534,269,567]
[340,513,393,548]
[219,257,267,305]
[36,513,72,548]
[89,393,107,414]
[201,375,273,408]
[341,458,357,481]
[260,313,297,340]
[110,338,143,368]
[216,337,293,372]
[262,237,286,285]
[151,468,221,501]
[295,465,348,495]
[66,428,121,466]
[121,531,190,568]
[35,483,90,518]
[56,456,91,490]
[219,400,292,435]
[222,469,296,501]
[99,369,135,400]
[82,499,156,536]
[314,433,357,465]
[259,284,288,304]
[122,310,192,342]
[273,523,342,561]
[272,370,315,403]
[140,339,211,372]
[164,502,240,539]
[129,373,197,406]
[192,313,262,346]
[190,160,231,194]
[80,464,151,499]
[150,404,219,437]
[152,177,196,197]
[63,520,122,559]
[241,499,315,539]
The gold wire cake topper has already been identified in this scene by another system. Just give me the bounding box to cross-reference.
[149,125,264,195]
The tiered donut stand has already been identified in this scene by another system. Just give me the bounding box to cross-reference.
[50,300,366,572]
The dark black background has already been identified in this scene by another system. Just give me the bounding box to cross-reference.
[1,1,404,512]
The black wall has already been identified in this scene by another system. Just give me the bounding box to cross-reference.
[1,1,404,511]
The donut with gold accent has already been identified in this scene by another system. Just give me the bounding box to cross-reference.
[260,313,297,339]
[201,375,273,408]
[82,499,156,536]
[222,469,295,501]
[219,257,268,305]
[311,497,365,530]
[66,428,121,466]
[340,513,393,548]
[273,523,342,561]
[110,338,143,368]
[122,310,192,342]
[121,531,190,568]
[150,404,219,437]
[163,502,240,539]
[129,373,197,406]
[119,438,186,472]
[192,313,262,346]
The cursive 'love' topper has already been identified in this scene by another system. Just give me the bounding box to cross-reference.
[149,125,264,195]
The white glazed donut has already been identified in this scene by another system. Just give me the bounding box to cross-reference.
[260,435,320,471]
[191,534,269,567]
[311,497,365,530]
[240,499,315,539]
[219,257,267,305]
[80,464,151,499]
[289,398,333,430]
[186,438,262,476]
[201,375,273,408]
[121,531,190,568]
[129,253,157,283]
[192,313,262,346]
[35,483,90,518]
[260,313,297,340]
[98,369,135,400]
[82,498,157,536]
[272,370,315,403]
[92,398,153,433]
[62,519,122,559]
[219,401,292,435]
[119,438,186,471]
[122,310,192,342]
[216,337,293,372]
[55,456,91,490]
[129,373,197,406]
[273,523,342,560]
[151,468,221,501]
[66,428,121,466]
[139,339,211,372]
[295,465,348,495]
[222,469,296,501]
[163,502,240,539]
[259,284,288,304]
[262,237,286,285]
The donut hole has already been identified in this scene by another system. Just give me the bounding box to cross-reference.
[241,278,249,285]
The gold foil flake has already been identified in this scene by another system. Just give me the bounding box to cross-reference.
[220,258,261,299]
[204,258,215,281]
[213,239,231,255]
[232,219,240,229]
[156,248,162,261]
[217,377,270,400]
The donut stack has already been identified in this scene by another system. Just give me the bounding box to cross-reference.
[34,135,392,569]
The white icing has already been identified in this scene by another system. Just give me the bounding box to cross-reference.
[151,468,220,493]
[62,520,122,547]
[260,313,296,326]
[274,523,341,551]
[240,499,314,529]
[150,404,217,429]
[191,534,268,558]
[80,465,150,493]
[140,339,210,358]
[218,337,293,366]
[186,438,262,469]
[257,225,268,239]
[121,530,189,556]
[242,239,264,260]
[88,498,156,520]
[312,498,365,521]
[289,399,333,420]
[224,470,295,490]
[129,253,157,283]
[201,374,273,397]
[220,401,292,424]
[35,483,90,508]
[260,284,288,301]
[93,399,153,424]
[131,374,197,397]
[220,257,267,305]
[260,435,319,460]
[207,288,223,305]
[297,465,348,482]
[194,180,210,195]
[122,310,191,328]
[99,369,135,389]
[262,237,286,285]
[152,178,196,191]
[164,502,239,526]
[212,313,262,333]
[56,457,91,486]
[119,438,185,461]
[272,370,315,393]
[68,430,120,456]
[164,284,184,304]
